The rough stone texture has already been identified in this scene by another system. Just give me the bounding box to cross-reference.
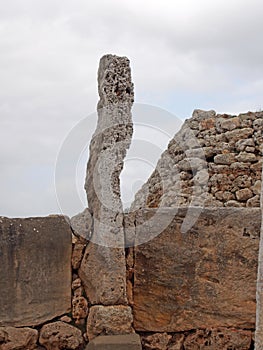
[87,305,134,340]
[132,110,263,210]
[70,208,93,242]
[133,208,260,332]
[0,216,72,327]
[141,333,172,350]
[79,243,127,305]
[0,326,38,350]
[86,334,142,350]
[72,239,86,270]
[183,328,252,349]
[72,295,89,323]
[39,321,84,350]
[80,55,134,309]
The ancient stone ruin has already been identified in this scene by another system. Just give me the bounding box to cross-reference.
[0,54,262,349]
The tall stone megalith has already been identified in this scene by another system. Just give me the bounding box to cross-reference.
[79,55,134,312]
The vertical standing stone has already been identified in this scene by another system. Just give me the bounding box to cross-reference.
[79,55,134,306]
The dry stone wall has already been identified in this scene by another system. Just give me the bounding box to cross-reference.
[132,109,263,210]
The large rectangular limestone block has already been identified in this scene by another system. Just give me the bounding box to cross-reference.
[0,216,72,326]
[86,334,142,350]
[133,208,261,332]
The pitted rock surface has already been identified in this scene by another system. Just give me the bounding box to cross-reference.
[80,55,134,308]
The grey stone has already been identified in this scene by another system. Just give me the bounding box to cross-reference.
[133,208,260,332]
[86,334,142,350]
[70,208,93,241]
[0,216,72,327]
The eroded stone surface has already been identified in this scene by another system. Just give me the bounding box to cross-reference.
[0,326,38,350]
[80,55,134,308]
[79,242,127,305]
[86,334,142,350]
[72,295,89,323]
[87,305,134,340]
[141,333,172,350]
[39,321,84,350]
[183,328,252,350]
[133,208,260,332]
[0,216,72,327]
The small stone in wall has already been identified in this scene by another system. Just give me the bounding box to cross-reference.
[39,321,83,350]
[235,151,257,163]
[72,240,86,270]
[214,153,236,165]
[72,296,89,323]
[87,305,133,340]
[60,315,72,323]
[142,332,172,350]
[72,277,82,290]
[183,328,251,350]
[252,180,262,195]
[246,195,260,207]
[168,334,185,350]
[0,326,38,350]
[235,188,253,201]
[224,200,244,207]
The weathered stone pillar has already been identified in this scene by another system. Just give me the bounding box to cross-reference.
[79,54,134,339]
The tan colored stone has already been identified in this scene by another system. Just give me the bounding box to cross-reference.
[79,242,127,305]
[236,188,253,201]
[142,333,172,350]
[218,116,240,130]
[0,216,72,327]
[133,208,260,332]
[39,321,83,350]
[87,305,133,340]
[72,240,86,270]
[86,334,142,350]
[225,200,244,207]
[184,328,252,350]
[252,180,262,195]
[0,327,38,350]
[60,315,72,323]
[72,277,82,290]
[72,296,89,323]
[214,153,236,165]
[235,151,257,163]
[247,195,260,207]
[225,128,253,142]
[168,334,185,350]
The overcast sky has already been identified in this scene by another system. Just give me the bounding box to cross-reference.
[1,0,263,217]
